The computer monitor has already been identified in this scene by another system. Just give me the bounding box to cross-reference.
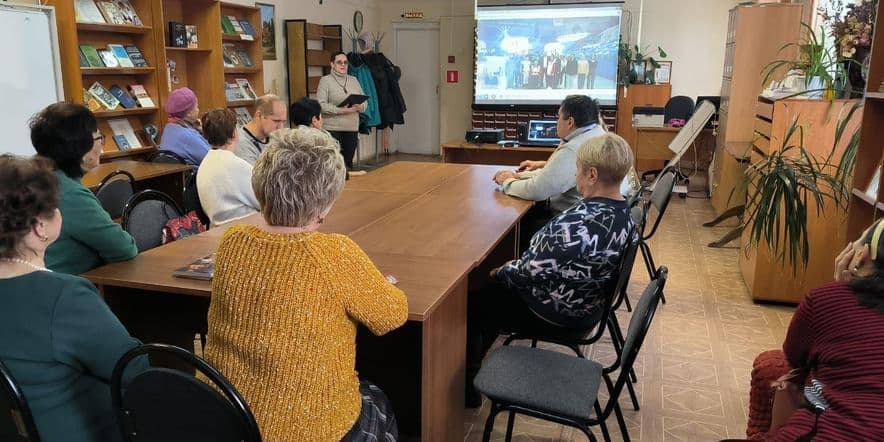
[526,120,558,144]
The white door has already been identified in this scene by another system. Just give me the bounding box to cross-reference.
[393,22,440,155]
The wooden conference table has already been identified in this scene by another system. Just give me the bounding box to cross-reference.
[84,161,534,441]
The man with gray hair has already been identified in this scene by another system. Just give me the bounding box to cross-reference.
[234,94,288,164]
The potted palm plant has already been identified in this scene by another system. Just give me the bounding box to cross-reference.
[762,24,847,99]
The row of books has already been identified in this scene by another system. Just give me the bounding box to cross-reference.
[79,44,148,69]
[221,16,256,40]
[84,81,154,112]
[225,79,258,102]
[106,117,143,150]
[222,44,255,68]
[169,22,199,49]
[75,0,142,26]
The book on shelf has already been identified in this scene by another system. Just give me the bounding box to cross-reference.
[107,118,142,148]
[225,82,246,102]
[109,84,138,109]
[234,47,254,67]
[865,166,882,201]
[236,78,257,100]
[227,16,244,34]
[108,44,134,68]
[239,20,255,38]
[222,44,242,66]
[169,22,187,48]
[79,50,89,68]
[112,134,131,150]
[221,16,236,34]
[233,107,252,126]
[95,0,142,26]
[172,254,215,281]
[128,84,155,108]
[124,46,148,67]
[82,89,104,112]
[75,0,106,24]
[97,49,118,68]
[186,25,199,49]
[79,44,104,67]
[88,82,120,110]
[222,50,235,68]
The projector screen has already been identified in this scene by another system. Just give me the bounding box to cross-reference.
[475,4,622,107]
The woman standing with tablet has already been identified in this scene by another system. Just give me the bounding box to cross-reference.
[317,51,367,175]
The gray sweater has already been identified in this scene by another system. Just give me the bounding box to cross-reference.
[233,126,267,165]
[501,124,606,212]
[316,71,365,132]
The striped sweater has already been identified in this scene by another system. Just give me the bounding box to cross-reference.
[770,282,884,441]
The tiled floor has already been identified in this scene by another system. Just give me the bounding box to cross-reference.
[463,195,797,442]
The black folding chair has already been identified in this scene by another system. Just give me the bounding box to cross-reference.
[636,168,677,304]
[121,190,183,252]
[474,267,668,442]
[110,343,261,442]
[182,170,210,228]
[148,150,188,165]
[0,360,41,442]
[94,170,136,220]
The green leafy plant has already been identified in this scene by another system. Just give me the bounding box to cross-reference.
[739,102,863,269]
[618,38,666,86]
[761,23,849,97]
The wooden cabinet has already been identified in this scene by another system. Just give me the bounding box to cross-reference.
[740,98,863,303]
[220,2,264,112]
[711,3,801,215]
[846,0,884,241]
[614,84,671,171]
[284,20,342,103]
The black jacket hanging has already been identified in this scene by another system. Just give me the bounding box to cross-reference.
[363,53,406,127]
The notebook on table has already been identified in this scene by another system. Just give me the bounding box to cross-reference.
[172,254,214,280]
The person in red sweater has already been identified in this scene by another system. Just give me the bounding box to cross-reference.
[763,219,884,441]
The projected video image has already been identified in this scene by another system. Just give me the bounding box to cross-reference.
[475,6,621,106]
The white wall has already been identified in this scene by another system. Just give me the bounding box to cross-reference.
[225,0,382,161]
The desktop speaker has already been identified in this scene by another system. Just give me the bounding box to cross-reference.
[516,124,527,142]
[465,128,504,144]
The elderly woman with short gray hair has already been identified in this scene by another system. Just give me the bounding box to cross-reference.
[202,126,408,441]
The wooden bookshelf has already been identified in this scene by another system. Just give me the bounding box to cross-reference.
[284,20,342,103]
[846,0,884,240]
[221,2,263,111]
[48,0,162,161]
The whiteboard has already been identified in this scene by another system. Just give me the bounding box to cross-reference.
[0,4,63,157]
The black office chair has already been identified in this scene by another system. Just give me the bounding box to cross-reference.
[111,343,262,442]
[94,170,136,220]
[121,190,184,252]
[0,360,41,442]
[474,267,668,442]
[182,171,210,228]
[148,150,188,165]
[636,168,677,304]
[642,96,696,183]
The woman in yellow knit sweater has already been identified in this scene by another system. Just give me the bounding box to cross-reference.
[202,127,409,441]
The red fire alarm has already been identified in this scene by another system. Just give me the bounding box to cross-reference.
[448,55,455,63]
[446,70,459,83]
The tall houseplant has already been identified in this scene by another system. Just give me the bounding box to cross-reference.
[762,24,847,98]
[618,39,666,86]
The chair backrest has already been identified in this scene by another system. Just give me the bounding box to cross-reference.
[663,96,695,123]
[642,168,677,240]
[610,207,645,311]
[0,360,40,442]
[121,190,183,252]
[94,170,136,220]
[148,150,187,164]
[182,170,210,227]
[602,267,667,418]
[111,344,261,442]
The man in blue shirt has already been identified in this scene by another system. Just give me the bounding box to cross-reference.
[466,132,636,407]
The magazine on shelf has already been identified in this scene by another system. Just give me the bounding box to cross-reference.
[96,0,142,26]
[222,44,242,66]
[97,49,118,68]
[865,166,882,201]
[107,118,142,148]
[225,82,246,101]
[221,16,236,34]
[169,22,187,48]
[236,78,257,100]
[233,107,252,126]
[79,44,104,67]
[108,44,135,67]
[227,16,244,33]
[124,46,148,67]
[113,135,130,150]
[234,47,253,67]
[88,82,120,110]
[128,84,155,108]
[82,89,104,112]
[172,254,215,281]
[75,0,106,24]
[239,20,255,38]
[109,85,137,109]
[186,25,199,48]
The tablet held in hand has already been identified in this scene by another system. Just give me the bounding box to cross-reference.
[337,94,369,108]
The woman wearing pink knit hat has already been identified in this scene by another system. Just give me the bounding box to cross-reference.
[159,87,210,166]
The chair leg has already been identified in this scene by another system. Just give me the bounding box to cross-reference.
[614,402,630,442]
[578,426,598,442]
[626,377,640,411]
[640,242,666,304]
[505,411,516,441]
[623,292,633,312]
[568,343,584,358]
[594,400,611,442]
[482,403,501,442]
[608,318,637,384]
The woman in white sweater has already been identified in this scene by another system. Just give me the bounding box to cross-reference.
[317,52,366,172]
[196,109,260,227]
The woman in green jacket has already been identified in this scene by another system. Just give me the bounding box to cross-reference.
[0,155,145,442]
[30,103,137,274]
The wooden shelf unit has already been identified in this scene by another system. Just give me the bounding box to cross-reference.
[220,1,263,112]
[48,0,162,160]
[284,19,342,103]
[614,84,672,171]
